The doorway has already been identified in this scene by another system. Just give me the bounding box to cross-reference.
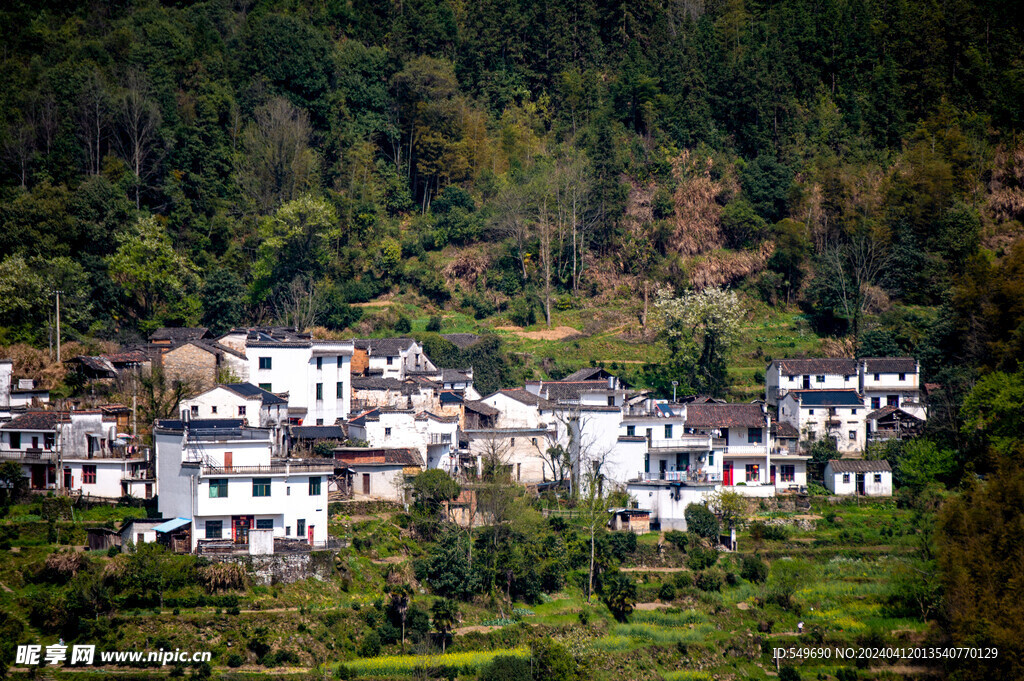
[855,473,866,495]
[362,473,371,495]
[232,515,253,544]
[723,462,733,486]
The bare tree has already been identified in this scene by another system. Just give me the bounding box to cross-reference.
[275,276,323,333]
[77,69,110,176]
[492,182,532,280]
[552,149,594,291]
[537,194,554,326]
[2,120,35,188]
[31,91,60,157]
[474,432,518,604]
[818,233,892,338]
[238,97,319,213]
[114,69,162,208]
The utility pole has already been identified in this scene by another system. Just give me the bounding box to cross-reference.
[54,290,63,363]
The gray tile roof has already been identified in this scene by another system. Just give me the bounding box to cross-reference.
[292,425,347,439]
[861,357,917,374]
[684,403,766,428]
[440,333,481,349]
[790,390,863,407]
[150,327,210,342]
[827,459,892,473]
[223,383,287,405]
[771,358,858,375]
[354,338,416,355]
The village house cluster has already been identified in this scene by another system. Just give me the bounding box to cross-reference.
[0,327,925,551]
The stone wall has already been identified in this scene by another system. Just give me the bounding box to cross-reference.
[162,344,216,390]
[207,551,336,585]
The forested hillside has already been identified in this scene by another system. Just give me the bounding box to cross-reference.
[2,0,1024,398]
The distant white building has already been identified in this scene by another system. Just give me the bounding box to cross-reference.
[0,360,50,420]
[346,407,458,472]
[155,418,332,550]
[824,459,892,496]
[0,410,150,499]
[332,446,423,502]
[765,358,859,407]
[779,389,866,454]
[859,357,925,418]
[179,383,290,455]
[353,338,436,379]
[247,338,353,426]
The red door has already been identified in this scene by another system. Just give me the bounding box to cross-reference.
[224,451,233,470]
[307,525,315,544]
[770,465,776,485]
[232,515,253,544]
[723,462,733,486]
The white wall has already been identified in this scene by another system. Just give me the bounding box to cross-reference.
[180,387,256,424]
[348,465,407,502]
[824,467,892,496]
[627,482,719,531]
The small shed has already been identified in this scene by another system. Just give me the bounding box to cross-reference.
[86,527,122,552]
[607,508,651,535]
[120,518,168,548]
[823,459,893,496]
[152,517,193,552]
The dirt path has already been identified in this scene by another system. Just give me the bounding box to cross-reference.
[371,555,407,565]
[634,602,673,611]
[494,325,580,340]
[620,566,688,573]
[454,624,504,635]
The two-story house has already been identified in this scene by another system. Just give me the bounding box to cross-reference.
[765,358,859,407]
[155,418,332,551]
[179,383,290,455]
[859,357,925,418]
[779,389,866,454]
[345,407,459,473]
[0,410,151,498]
[0,359,50,420]
[353,338,436,379]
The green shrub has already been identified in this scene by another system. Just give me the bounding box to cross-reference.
[394,317,412,333]
[508,297,536,327]
[426,316,442,332]
[740,555,768,583]
[779,666,801,681]
[225,653,243,668]
[359,630,381,658]
[658,582,677,602]
[478,655,532,681]
[695,570,723,592]
[684,504,719,539]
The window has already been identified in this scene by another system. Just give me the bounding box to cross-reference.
[259,356,272,370]
[316,419,324,425]
[238,406,246,416]
[256,519,273,530]
[253,478,271,497]
[851,408,858,414]
[665,424,673,439]
[259,383,272,391]
[82,465,97,484]
[607,396,615,406]
[848,430,857,441]
[44,433,54,449]
[871,397,881,409]
[316,383,323,401]
[205,521,222,539]
[898,373,905,381]
[808,409,815,415]
[309,477,321,495]
[531,437,538,446]
[788,375,796,382]
[386,356,394,365]
[211,406,217,414]
[316,356,322,370]
[708,453,714,466]
[816,374,825,383]
[190,405,199,417]
[747,427,763,444]
[297,519,306,536]
[873,373,880,381]
[781,465,795,482]
[745,464,759,483]
[209,479,228,498]
[9,432,20,449]
[626,425,635,437]
[510,438,516,445]
[842,473,850,484]
[336,382,344,398]
[874,473,882,483]
[887,395,898,406]
[286,526,291,536]
[384,427,392,438]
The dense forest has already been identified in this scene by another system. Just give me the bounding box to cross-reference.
[2,1,1024,677]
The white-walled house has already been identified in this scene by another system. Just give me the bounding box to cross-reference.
[779,389,866,454]
[626,479,719,531]
[155,419,332,550]
[824,459,892,496]
[247,339,353,426]
[332,446,423,501]
[766,358,859,407]
[179,383,290,455]
[0,360,50,420]
[0,411,150,499]
[859,357,926,419]
[346,407,458,472]
[353,338,436,379]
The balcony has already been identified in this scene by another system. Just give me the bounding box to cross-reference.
[429,433,453,445]
[632,470,722,484]
[199,461,336,476]
[646,435,713,451]
[721,445,768,456]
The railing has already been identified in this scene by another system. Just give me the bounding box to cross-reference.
[633,470,722,484]
[721,445,768,456]
[196,537,344,555]
[646,435,713,450]
[0,448,147,462]
[200,462,336,476]
[429,433,453,445]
